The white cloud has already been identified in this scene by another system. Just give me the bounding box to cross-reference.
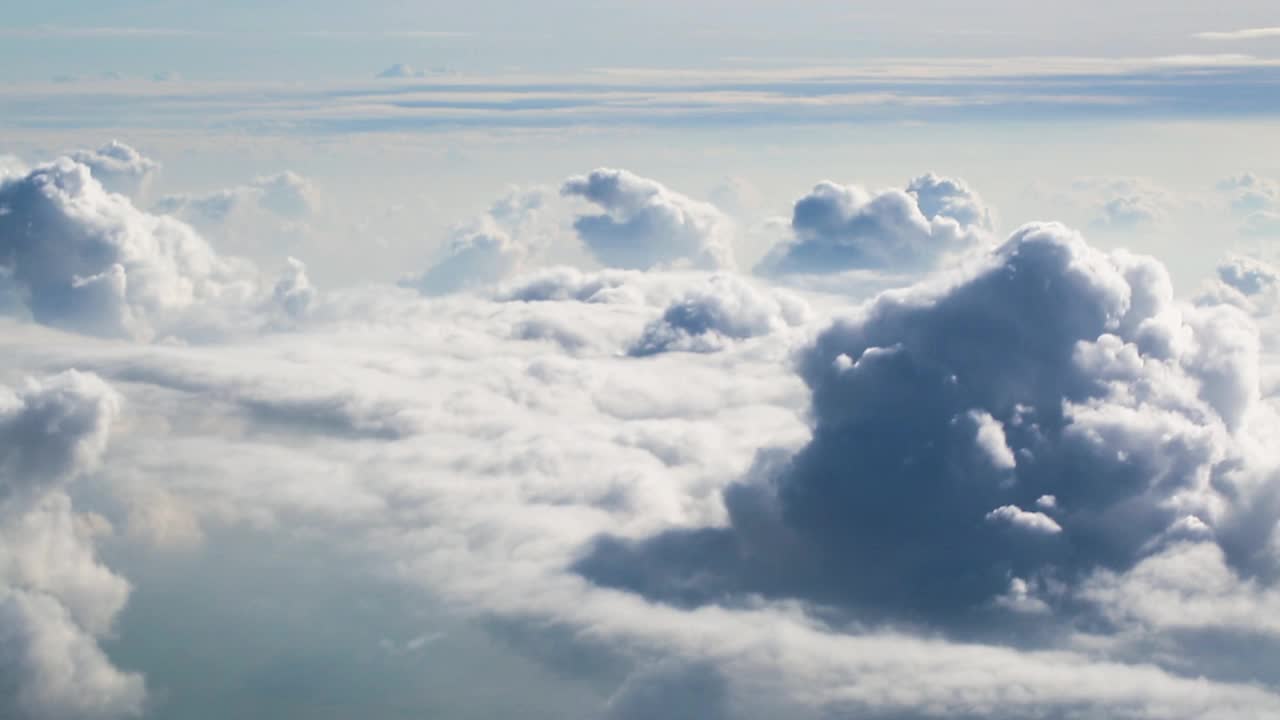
[1194,27,1280,41]
[0,371,144,720]
[756,173,991,275]
[985,504,1063,534]
[629,274,809,356]
[562,168,736,271]
[67,141,159,199]
[403,188,548,295]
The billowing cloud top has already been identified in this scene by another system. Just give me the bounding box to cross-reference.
[629,274,809,356]
[67,141,159,199]
[0,158,254,341]
[580,221,1271,628]
[562,168,736,271]
[757,173,992,275]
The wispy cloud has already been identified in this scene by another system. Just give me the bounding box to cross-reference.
[1194,27,1280,41]
[0,26,206,38]
[292,30,472,39]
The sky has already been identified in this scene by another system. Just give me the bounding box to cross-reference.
[3,2,1280,719]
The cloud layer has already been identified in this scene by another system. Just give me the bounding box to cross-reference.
[3,147,1280,720]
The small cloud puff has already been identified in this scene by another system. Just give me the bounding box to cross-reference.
[562,168,736,271]
[402,188,547,296]
[67,140,159,199]
[756,173,991,275]
[629,274,809,356]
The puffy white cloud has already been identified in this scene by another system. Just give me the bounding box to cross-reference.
[756,173,991,275]
[907,172,993,229]
[4,152,1280,719]
[403,188,548,296]
[0,156,325,341]
[67,141,159,199]
[562,169,735,271]
[629,274,809,356]
[985,504,1063,534]
[1219,173,1280,214]
[1218,173,1280,236]
[0,158,261,340]
[0,371,143,720]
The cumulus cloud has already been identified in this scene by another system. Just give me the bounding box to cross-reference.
[578,222,1275,631]
[1218,173,1280,236]
[67,141,159,199]
[629,274,809,356]
[403,188,547,295]
[0,158,261,341]
[5,149,1280,719]
[154,171,315,226]
[756,173,991,275]
[0,371,144,720]
[562,168,735,271]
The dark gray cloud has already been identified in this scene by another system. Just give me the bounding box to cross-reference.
[756,174,991,275]
[562,169,735,271]
[579,222,1270,630]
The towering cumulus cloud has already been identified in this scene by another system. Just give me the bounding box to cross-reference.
[0,371,143,720]
[562,168,735,270]
[0,158,252,340]
[579,222,1276,629]
[757,173,992,275]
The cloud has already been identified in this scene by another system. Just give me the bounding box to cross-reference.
[629,274,809,356]
[402,188,547,295]
[154,171,316,226]
[1218,173,1280,235]
[577,222,1273,629]
[67,141,159,199]
[562,169,736,271]
[0,371,144,720]
[0,158,259,341]
[756,173,991,275]
[1195,27,1280,41]
[5,150,1280,719]
[377,63,426,79]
